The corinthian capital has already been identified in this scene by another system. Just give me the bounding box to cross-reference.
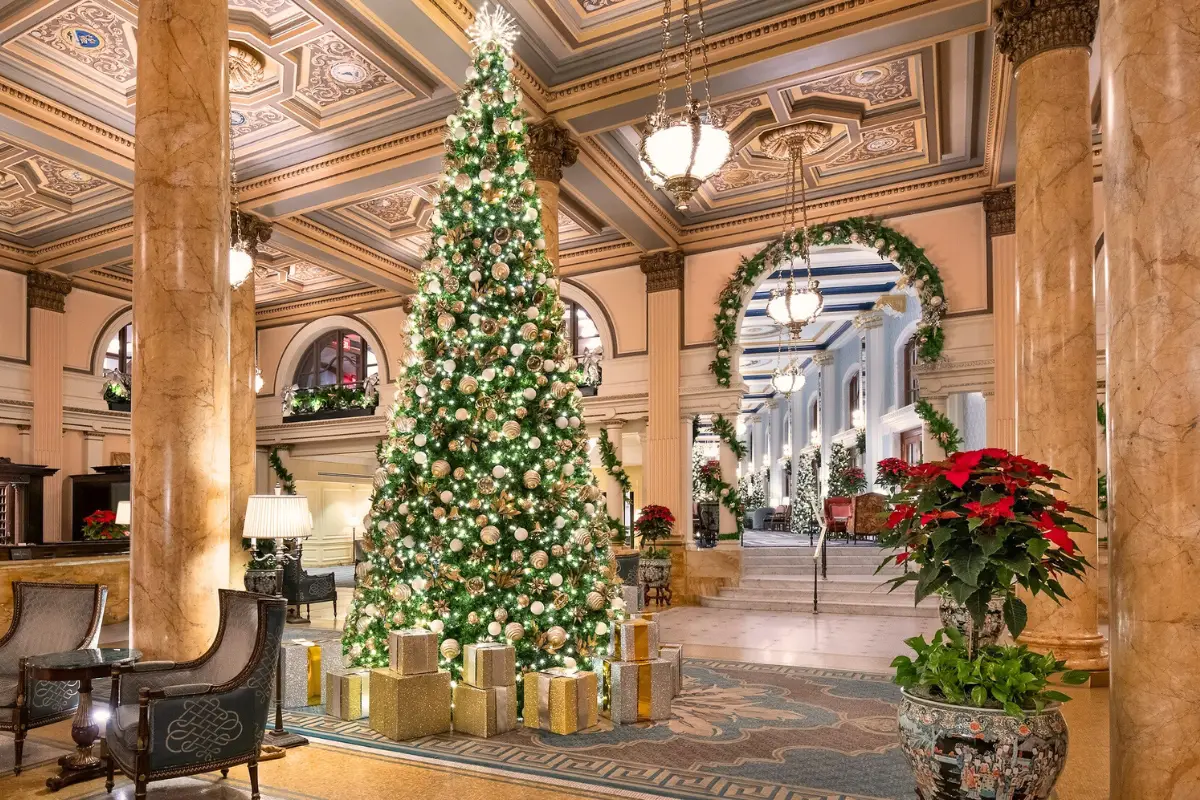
[526,119,579,183]
[994,0,1098,70]
[27,270,72,313]
[639,250,685,293]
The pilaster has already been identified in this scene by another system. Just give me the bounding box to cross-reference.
[27,270,71,541]
[639,251,685,523]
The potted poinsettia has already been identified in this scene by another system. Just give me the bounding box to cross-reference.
[83,509,129,540]
[876,448,1092,800]
[635,504,675,588]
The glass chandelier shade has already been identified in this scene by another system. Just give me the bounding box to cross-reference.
[770,363,806,396]
[229,243,253,288]
[639,0,728,209]
[766,279,824,335]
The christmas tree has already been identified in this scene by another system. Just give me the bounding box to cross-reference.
[342,4,623,677]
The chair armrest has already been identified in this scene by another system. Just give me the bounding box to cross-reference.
[144,685,261,772]
[153,683,215,699]
[128,660,178,672]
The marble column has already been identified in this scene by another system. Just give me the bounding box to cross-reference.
[856,310,886,488]
[718,436,738,536]
[984,186,1017,450]
[814,352,836,488]
[679,413,695,544]
[996,0,1106,670]
[27,272,71,542]
[749,415,764,474]
[132,0,232,660]
[765,398,783,505]
[602,419,627,523]
[640,251,685,528]
[229,213,270,591]
[526,119,579,272]
[1103,0,1200,793]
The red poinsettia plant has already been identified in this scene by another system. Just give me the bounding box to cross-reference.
[83,509,129,541]
[876,448,1092,643]
[635,504,675,559]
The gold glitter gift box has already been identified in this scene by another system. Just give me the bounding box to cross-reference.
[326,668,370,721]
[453,682,518,737]
[462,642,516,689]
[388,628,438,675]
[602,657,672,724]
[658,643,684,697]
[608,617,659,662]
[369,668,451,740]
[523,667,599,735]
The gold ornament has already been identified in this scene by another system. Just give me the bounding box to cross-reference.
[391,582,413,601]
[523,470,541,488]
[551,544,564,557]
[494,607,508,623]
[511,549,524,564]
[492,262,510,280]
[475,514,489,526]
[437,313,454,331]
[481,525,500,545]
[516,407,528,419]
[477,476,496,494]
[545,626,567,648]
[467,611,480,625]
[453,466,466,480]
[504,622,524,641]
[552,592,569,610]
[466,576,485,596]
[586,591,605,610]
[458,376,479,394]
[502,420,521,439]
[440,639,461,660]
[516,593,530,608]
[531,550,549,569]
[431,460,451,478]
[433,507,446,519]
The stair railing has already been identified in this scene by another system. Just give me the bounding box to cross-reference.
[812,518,829,614]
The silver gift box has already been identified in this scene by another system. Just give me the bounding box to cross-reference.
[605,657,672,724]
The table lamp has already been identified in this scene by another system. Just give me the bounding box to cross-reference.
[243,491,312,752]
[114,501,131,527]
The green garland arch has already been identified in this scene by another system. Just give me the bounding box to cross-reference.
[710,217,948,387]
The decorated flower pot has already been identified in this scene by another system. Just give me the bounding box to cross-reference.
[244,567,283,597]
[939,595,1006,647]
[898,690,1068,800]
[638,557,672,588]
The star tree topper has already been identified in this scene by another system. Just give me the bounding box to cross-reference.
[467,2,521,53]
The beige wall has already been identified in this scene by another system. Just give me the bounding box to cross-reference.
[684,242,766,347]
[63,290,128,372]
[570,266,648,355]
[0,270,25,362]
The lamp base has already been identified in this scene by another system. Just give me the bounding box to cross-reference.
[264,730,308,749]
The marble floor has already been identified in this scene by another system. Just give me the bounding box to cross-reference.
[21,598,1111,799]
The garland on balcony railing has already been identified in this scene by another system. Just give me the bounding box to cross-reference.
[286,382,379,416]
[710,218,948,387]
[914,399,962,455]
[597,427,631,494]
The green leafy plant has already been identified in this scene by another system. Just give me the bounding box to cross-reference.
[696,459,744,539]
[826,443,863,497]
[598,427,631,496]
[914,399,962,454]
[893,627,1088,717]
[710,414,747,460]
[710,218,949,386]
[635,504,675,560]
[287,383,378,416]
[83,509,129,541]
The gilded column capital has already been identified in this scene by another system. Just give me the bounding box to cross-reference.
[232,210,272,259]
[983,185,1016,237]
[994,0,1098,70]
[526,119,579,183]
[603,418,627,432]
[853,309,884,331]
[26,270,72,313]
[639,250,685,293]
[813,351,835,367]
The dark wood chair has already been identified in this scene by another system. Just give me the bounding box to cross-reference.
[281,556,337,622]
[0,581,107,774]
[106,590,286,800]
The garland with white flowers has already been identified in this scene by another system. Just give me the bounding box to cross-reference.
[598,427,631,495]
[710,218,948,386]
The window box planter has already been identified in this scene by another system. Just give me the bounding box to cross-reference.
[282,378,379,422]
[283,405,377,423]
[106,401,131,413]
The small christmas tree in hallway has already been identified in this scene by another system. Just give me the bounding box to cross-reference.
[343,3,622,676]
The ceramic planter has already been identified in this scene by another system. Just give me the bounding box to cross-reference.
[244,567,283,597]
[638,557,672,587]
[898,690,1068,800]
[939,595,1006,647]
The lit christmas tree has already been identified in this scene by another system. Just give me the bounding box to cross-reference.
[342,3,623,677]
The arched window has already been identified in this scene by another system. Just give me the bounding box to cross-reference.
[293,329,377,389]
[808,397,818,441]
[902,336,920,406]
[562,300,601,356]
[104,324,133,375]
[847,372,861,426]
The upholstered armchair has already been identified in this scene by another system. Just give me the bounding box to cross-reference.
[105,590,285,800]
[849,493,888,541]
[0,581,106,775]
[281,555,337,620]
[823,497,853,536]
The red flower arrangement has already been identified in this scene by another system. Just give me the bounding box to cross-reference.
[83,509,129,541]
[876,448,1092,643]
[635,504,675,558]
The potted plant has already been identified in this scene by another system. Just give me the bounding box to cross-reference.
[82,509,129,541]
[875,449,1092,799]
[103,379,131,412]
[635,504,675,588]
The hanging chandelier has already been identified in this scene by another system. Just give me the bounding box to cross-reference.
[761,122,832,336]
[228,136,253,288]
[639,0,730,210]
[770,360,806,396]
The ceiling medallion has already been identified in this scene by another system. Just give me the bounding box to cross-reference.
[762,122,833,337]
[62,28,104,52]
[638,0,731,210]
[228,41,267,92]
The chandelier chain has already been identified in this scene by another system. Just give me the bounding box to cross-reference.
[654,0,672,125]
[681,0,695,112]
[798,141,812,284]
[230,119,243,248]
[696,0,715,122]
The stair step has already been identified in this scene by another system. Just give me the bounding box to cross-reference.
[718,587,935,605]
[738,576,908,592]
[699,595,939,617]
[746,565,907,577]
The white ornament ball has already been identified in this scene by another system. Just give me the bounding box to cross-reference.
[595,621,608,636]
[429,619,444,634]
[488,621,502,636]
[562,656,576,670]
[528,437,541,449]
[530,601,545,615]
[543,360,556,373]
[503,56,515,69]
[563,463,575,476]
[584,502,595,515]
[450,538,464,552]
[470,313,481,326]
[482,368,496,381]
[455,408,469,421]
[411,577,428,592]
[512,343,526,357]
[514,160,528,175]
[415,384,429,398]
[522,387,537,400]
[469,270,482,282]
[525,306,539,320]
[440,490,453,504]
[492,465,506,479]
[398,502,410,515]
[402,535,416,549]
[414,451,428,465]
[502,88,515,102]
[554,516,566,529]
[514,527,529,541]
[569,416,580,428]
[479,168,494,183]
[466,67,477,80]
[443,359,456,373]
[611,596,626,611]
[414,433,427,446]
[549,572,563,587]
[556,417,568,429]
[452,126,467,141]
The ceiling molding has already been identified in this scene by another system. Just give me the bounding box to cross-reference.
[255,285,401,326]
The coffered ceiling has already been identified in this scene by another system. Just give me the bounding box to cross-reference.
[0,0,1025,325]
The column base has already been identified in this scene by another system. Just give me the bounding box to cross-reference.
[1017,630,1108,672]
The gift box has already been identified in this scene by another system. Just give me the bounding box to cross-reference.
[621,584,644,613]
[388,629,438,675]
[523,668,599,735]
[603,657,672,724]
[462,642,516,689]
[277,639,323,708]
[608,618,659,662]
[369,668,451,740]
[453,682,518,737]
[658,644,683,697]
[326,668,370,721]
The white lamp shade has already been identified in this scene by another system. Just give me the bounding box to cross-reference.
[243,494,313,540]
[642,120,730,185]
[229,246,253,288]
[114,500,131,526]
[771,371,806,395]
[766,285,824,328]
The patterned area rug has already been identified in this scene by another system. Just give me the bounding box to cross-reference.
[286,659,914,800]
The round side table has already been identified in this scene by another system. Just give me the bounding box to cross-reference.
[26,647,141,791]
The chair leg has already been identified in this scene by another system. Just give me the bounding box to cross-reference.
[333,592,338,622]
[105,754,114,792]
[13,724,24,776]
[248,760,261,800]
[135,775,147,800]
[221,767,229,778]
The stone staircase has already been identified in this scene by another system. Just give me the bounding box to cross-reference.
[700,545,940,617]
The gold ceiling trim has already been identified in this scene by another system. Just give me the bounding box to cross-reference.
[255,285,401,325]
[277,216,417,284]
[0,77,133,158]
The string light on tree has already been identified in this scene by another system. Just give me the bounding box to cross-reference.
[342,1,623,678]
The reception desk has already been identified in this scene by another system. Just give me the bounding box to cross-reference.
[0,547,129,627]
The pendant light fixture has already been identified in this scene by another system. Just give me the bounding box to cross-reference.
[769,321,806,396]
[762,122,832,336]
[229,144,253,288]
[639,0,730,210]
